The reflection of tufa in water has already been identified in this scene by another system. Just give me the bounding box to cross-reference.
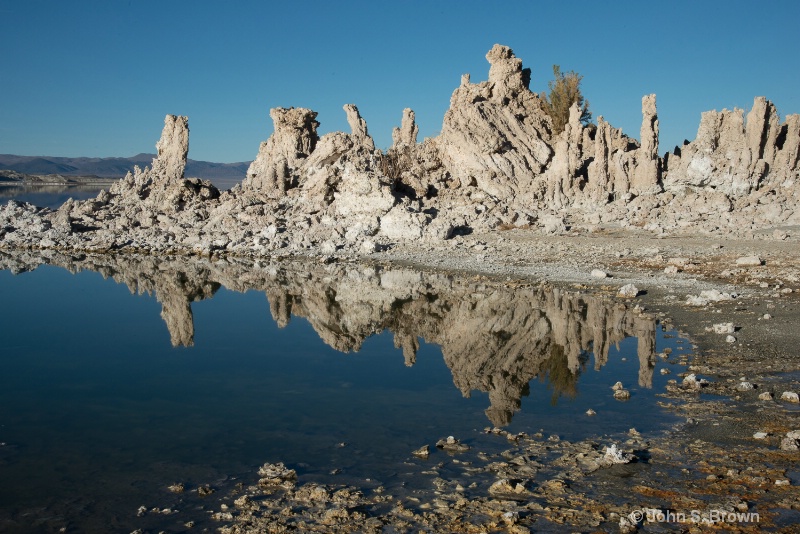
[0,250,656,426]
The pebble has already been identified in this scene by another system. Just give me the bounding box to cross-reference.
[780,391,800,403]
[590,269,608,278]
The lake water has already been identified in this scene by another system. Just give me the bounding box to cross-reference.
[0,251,692,532]
[1,176,243,211]
[0,185,107,210]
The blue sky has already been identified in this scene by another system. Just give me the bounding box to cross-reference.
[2,0,799,163]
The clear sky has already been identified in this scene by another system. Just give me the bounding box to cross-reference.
[2,0,799,163]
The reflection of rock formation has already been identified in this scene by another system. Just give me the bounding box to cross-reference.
[155,272,219,347]
[0,251,656,426]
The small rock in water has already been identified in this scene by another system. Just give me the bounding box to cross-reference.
[590,269,608,278]
[613,389,631,400]
[737,381,755,391]
[682,373,709,390]
[758,391,774,401]
[762,313,772,320]
[780,437,799,451]
[617,284,639,298]
[781,391,800,403]
[602,444,634,465]
[435,436,470,453]
[753,432,769,439]
[411,445,430,458]
[197,484,215,496]
[726,335,737,343]
[257,462,297,486]
[611,380,630,399]
[167,483,185,493]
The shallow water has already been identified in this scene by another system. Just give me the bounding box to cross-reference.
[0,251,691,532]
[0,184,107,210]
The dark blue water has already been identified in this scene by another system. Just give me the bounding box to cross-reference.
[0,256,690,532]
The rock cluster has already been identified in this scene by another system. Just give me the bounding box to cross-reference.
[1,44,798,256]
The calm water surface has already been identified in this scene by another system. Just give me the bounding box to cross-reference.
[0,185,106,210]
[0,252,692,532]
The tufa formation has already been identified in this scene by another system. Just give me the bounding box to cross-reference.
[1,44,798,256]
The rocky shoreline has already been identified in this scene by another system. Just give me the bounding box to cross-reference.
[1,43,799,532]
[209,239,800,532]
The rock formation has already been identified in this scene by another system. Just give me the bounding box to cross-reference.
[1,44,799,257]
[663,96,796,196]
[391,108,418,148]
[632,94,660,194]
[438,44,553,200]
[242,107,319,195]
[343,104,374,150]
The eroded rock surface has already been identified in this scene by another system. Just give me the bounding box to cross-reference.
[1,44,798,257]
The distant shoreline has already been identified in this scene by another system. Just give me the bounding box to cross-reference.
[0,169,118,186]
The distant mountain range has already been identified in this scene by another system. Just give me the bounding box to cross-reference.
[0,153,250,184]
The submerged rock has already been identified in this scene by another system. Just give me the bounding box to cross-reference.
[436,436,470,453]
